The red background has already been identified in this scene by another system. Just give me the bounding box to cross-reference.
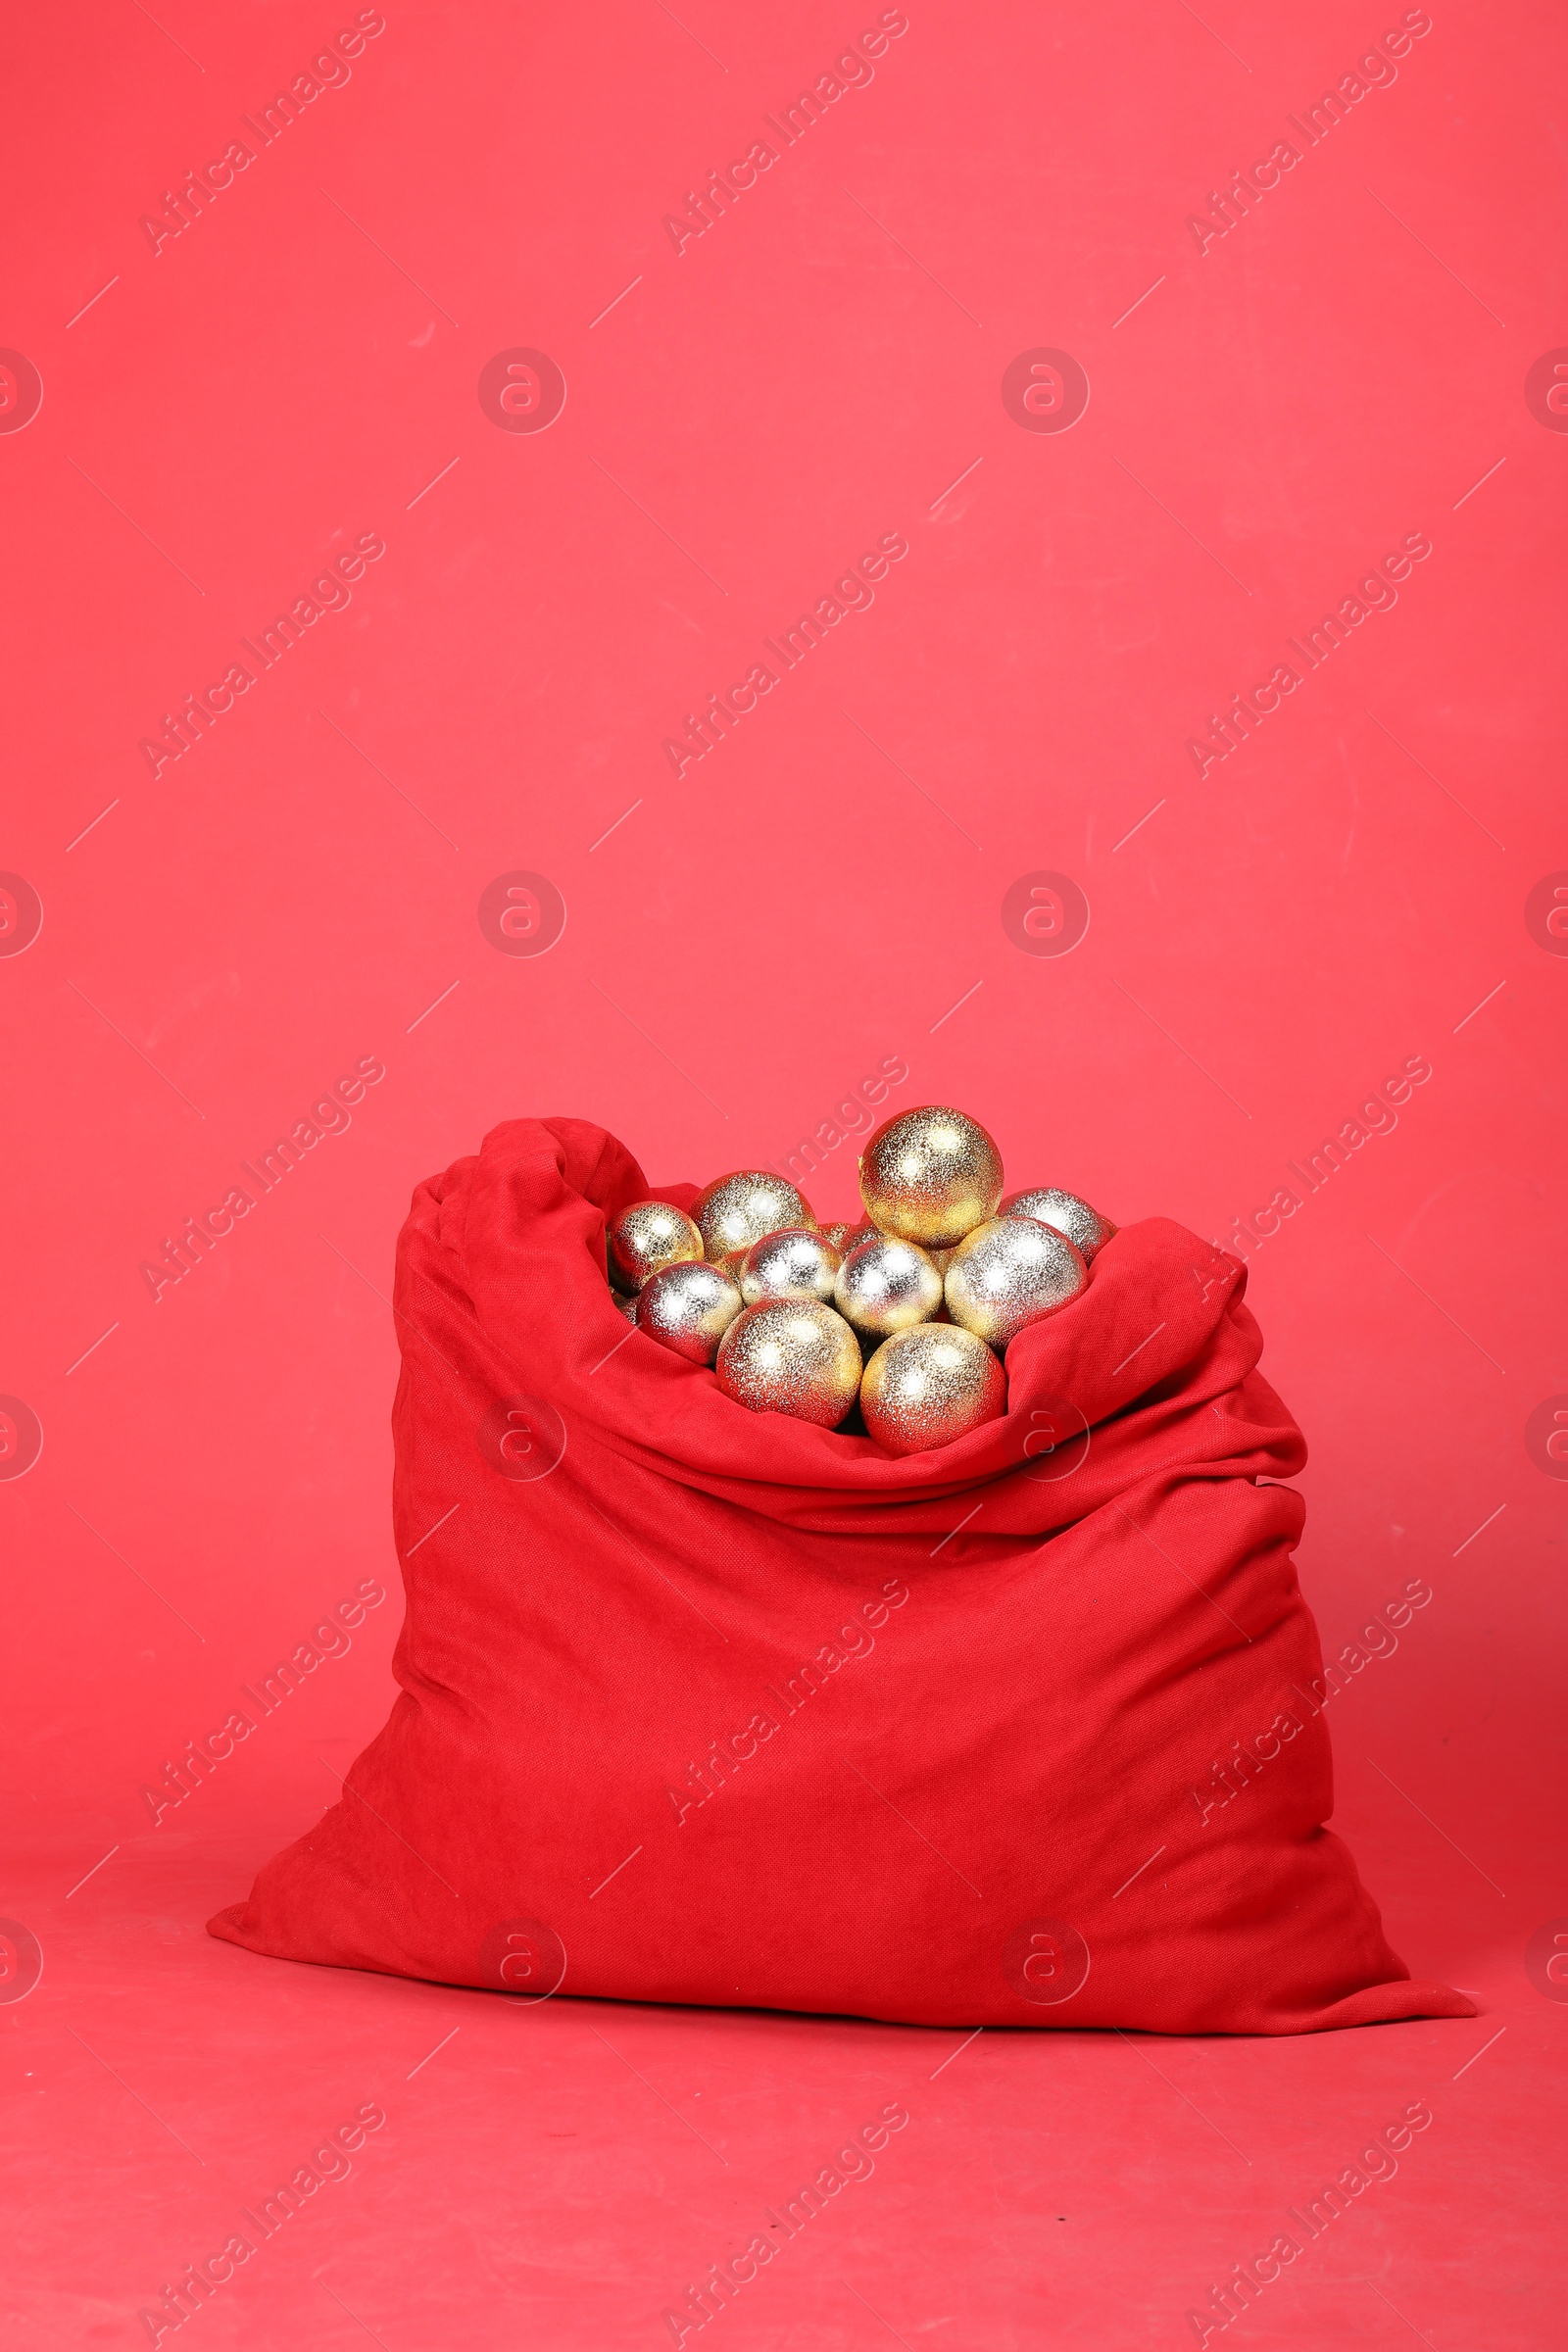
[2,1,1563,2344]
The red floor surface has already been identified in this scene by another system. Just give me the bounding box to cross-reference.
[6,1784,1557,2349]
[4,0,1565,2341]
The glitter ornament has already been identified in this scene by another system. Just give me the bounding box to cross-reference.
[860,1323,1006,1456]
[691,1171,814,1270]
[833,1232,944,1339]
[715,1300,861,1427]
[739,1225,842,1306]
[1001,1187,1115,1263]
[945,1216,1087,1348]
[608,1199,705,1294]
[614,1289,639,1323]
[824,1221,877,1264]
[637,1259,745,1364]
[858,1105,1003,1248]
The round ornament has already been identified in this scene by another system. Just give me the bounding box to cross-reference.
[827,1221,877,1262]
[1001,1187,1115,1263]
[739,1225,842,1306]
[614,1288,639,1323]
[819,1222,858,1252]
[860,1323,1006,1456]
[608,1199,705,1293]
[833,1233,944,1339]
[715,1300,861,1427]
[945,1217,1087,1348]
[858,1105,1004,1248]
[637,1259,745,1364]
[691,1171,814,1269]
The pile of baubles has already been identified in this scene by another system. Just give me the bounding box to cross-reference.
[603,1108,1113,1457]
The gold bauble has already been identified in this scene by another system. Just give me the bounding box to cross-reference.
[833,1232,944,1339]
[637,1259,745,1363]
[608,1199,705,1293]
[860,1323,1006,1456]
[613,1287,639,1323]
[945,1216,1087,1348]
[824,1219,878,1261]
[1001,1187,1116,1263]
[691,1171,814,1268]
[715,1300,861,1427]
[858,1105,1004,1248]
[740,1225,842,1306]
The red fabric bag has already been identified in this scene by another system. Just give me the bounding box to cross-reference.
[210,1117,1474,2034]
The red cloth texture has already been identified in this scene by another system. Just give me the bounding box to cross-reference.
[210,1117,1474,2034]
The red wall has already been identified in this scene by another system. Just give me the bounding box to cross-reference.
[2,0,1563,1987]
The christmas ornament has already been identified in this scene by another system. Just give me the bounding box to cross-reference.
[739,1225,842,1306]
[1001,1187,1115,1263]
[608,1199,705,1294]
[825,1221,878,1266]
[614,1289,639,1323]
[860,1323,1006,1456]
[945,1217,1087,1348]
[691,1171,814,1270]
[833,1232,944,1339]
[858,1105,1004,1248]
[637,1259,745,1364]
[715,1300,861,1427]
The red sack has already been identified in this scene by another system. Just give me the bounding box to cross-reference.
[211,1118,1474,2034]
